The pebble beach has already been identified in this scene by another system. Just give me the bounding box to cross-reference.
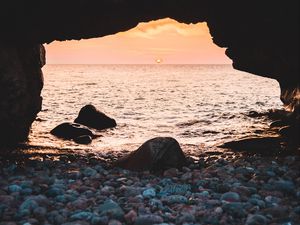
[1,149,299,225]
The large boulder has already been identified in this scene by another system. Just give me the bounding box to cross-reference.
[50,122,94,140]
[74,105,116,130]
[113,137,187,172]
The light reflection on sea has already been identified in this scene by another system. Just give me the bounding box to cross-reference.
[29,64,282,155]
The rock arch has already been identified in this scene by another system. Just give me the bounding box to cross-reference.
[0,0,299,145]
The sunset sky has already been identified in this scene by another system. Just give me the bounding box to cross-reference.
[46,18,231,64]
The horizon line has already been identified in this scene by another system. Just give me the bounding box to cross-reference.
[45,63,232,66]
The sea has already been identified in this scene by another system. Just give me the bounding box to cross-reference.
[29,64,283,156]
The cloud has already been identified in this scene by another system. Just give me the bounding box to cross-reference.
[120,18,209,39]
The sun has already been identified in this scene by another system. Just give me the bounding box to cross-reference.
[156,58,163,64]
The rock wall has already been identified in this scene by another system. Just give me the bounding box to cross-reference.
[0,44,44,145]
[0,0,298,144]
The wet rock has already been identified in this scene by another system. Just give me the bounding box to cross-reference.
[98,199,124,220]
[134,214,163,225]
[272,180,295,193]
[148,199,163,209]
[162,195,188,204]
[47,210,66,224]
[279,124,300,146]
[265,196,281,205]
[33,206,47,220]
[108,219,122,225]
[21,188,32,196]
[270,120,290,128]
[74,104,116,130]
[119,186,142,197]
[113,137,187,171]
[267,109,294,122]
[176,213,196,224]
[91,216,109,225]
[50,122,94,140]
[73,135,92,145]
[293,206,300,214]
[247,111,264,118]
[8,184,22,193]
[222,202,246,218]
[46,187,64,197]
[82,167,97,177]
[70,212,94,221]
[19,199,39,212]
[142,188,156,198]
[279,126,292,137]
[62,221,90,225]
[199,190,210,197]
[124,210,137,224]
[219,137,282,154]
[159,184,191,196]
[248,198,266,208]
[245,214,267,225]
[215,207,223,214]
[221,192,240,202]
[262,206,289,218]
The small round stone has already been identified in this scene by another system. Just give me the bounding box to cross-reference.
[142,188,156,198]
[8,184,22,193]
[221,192,240,202]
[245,214,267,225]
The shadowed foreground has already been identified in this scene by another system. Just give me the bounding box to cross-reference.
[0,144,300,225]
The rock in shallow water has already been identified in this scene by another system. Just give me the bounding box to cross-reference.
[73,135,92,145]
[113,137,187,171]
[219,137,283,154]
[50,122,94,140]
[74,104,116,130]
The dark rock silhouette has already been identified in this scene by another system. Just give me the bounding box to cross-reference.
[0,44,44,145]
[0,1,299,145]
[279,123,300,147]
[50,123,94,140]
[74,105,116,130]
[114,137,187,172]
[73,135,93,145]
[219,137,283,155]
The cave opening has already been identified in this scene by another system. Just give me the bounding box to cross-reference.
[0,1,298,151]
[27,18,285,153]
[0,3,299,223]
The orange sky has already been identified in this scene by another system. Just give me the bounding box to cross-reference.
[46,18,231,64]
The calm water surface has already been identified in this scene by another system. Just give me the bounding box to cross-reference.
[29,65,282,155]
